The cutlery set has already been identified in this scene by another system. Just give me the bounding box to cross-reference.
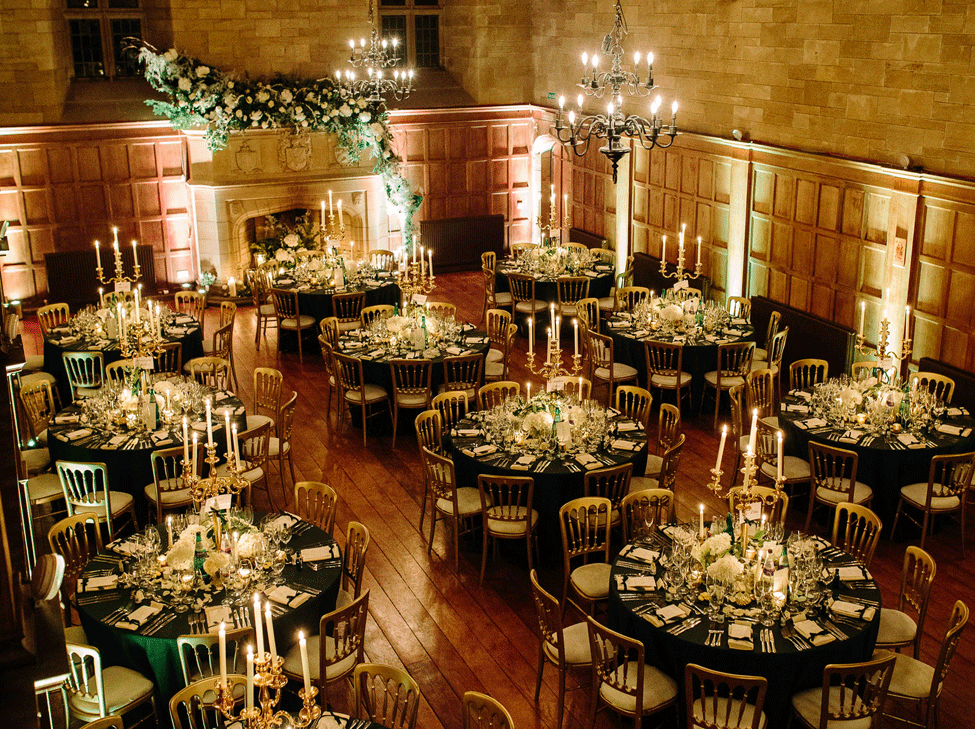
[705,629,724,647]
[231,606,253,629]
[187,612,210,634]
[782,625,811,650]
[141,613,176,635]
[760,629,776,653]
[668,617,700,635]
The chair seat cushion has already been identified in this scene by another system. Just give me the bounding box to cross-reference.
[485,348,503,363]
[27,473,63,502]
[213,463,264,484]
[649,371,692,389]
[514,300,546,314]
[437,384,477,400]
[337,320,361,332]
[485,361,505,378]
[23,447,51,473]
[703,372,746,388]
[759,456,812,481]
[75,386,101,398]
[559,303,579,316]
[144,480,194,506]
[644,455,663,477]
[899,481,961,510]
[887,652,935,700]
[814,481,873,505]
[395,392,431,408]
[753,348,768,360]
[629,476,661,494]
[486,506,538,536]
[336,588,353,610]
[542,621,592,666]
[597,297,615,312]
[268,437,290,458]
[71,490,133,519]
[20,372,57,388]
[493,292,513,305]
[246,414,275,431]
[876,608,917,647]
[570,562,612,600]
[344,384,389,404]
[282,634,357,682]
[259,304,275,315]
[791,685,876,729]
[280,315,316,329]
[23,354,45,371]
[693,697,767,729]
[594,363,639,381]
[437,486,482,518]
[598,660,678,714]
[68,664,154,717]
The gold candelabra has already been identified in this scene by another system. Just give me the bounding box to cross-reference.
[526,341,583,384]
[658,224,702,285]
[95,228,141,285]
[706,429,786,527]
[214,656,321,729]
[537,187,572,244]
[117,310,166,362]
[185,439,248,510]
[395,259,435,305]
[855,305,912,365]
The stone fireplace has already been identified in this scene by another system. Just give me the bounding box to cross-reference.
[181,128,399,284]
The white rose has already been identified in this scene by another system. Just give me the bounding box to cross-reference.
[257,90,270,103]
[250,111,262,120]
[235,109,243,118]
[237,531,267,559]
[178,77,192,91]
[359,111,371,122]
[196,66,210,77]
[339,104,352,116]
[202,551,230,579]
[707,554,744,583]
[370,122,384,137]
[163,49,178,62]
[274,248,292,262]
[280,89,293,103]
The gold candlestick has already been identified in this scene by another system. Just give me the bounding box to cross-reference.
[186,439,248,508]
[319,212,346,248]
[526,340,583,384]
[659,225,702,285]
[96,230,142,285]
[394,259,436,306]
[855,316,912,363]
[214,654,321,729]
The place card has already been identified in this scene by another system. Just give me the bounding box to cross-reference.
[615,574,656,592]
[611,439,640,451]
[936,423,972,437]
[266,585,312,608]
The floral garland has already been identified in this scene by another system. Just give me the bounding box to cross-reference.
[137,47,422,242]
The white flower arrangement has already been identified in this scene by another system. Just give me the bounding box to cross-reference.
[523,410,554,438]
[202,551,231,580]
[691,531,732,567]
[386,315,410,335]
[657,304,685,323]
[706,553,744,583]
[237,531,267,560]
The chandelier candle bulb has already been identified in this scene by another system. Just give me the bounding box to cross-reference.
[224,411,231,455]
[245,647,254,712]
[264,603,277,662]
[298,631,311,695]
[113,227,119,249]
[253,593,265,659]
[526,381,531,400]
[428,250,433,278]
[662,235,666,261]
[715,425,727,470]
[218,623,227,688]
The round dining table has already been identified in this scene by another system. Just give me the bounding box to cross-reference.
[606,314,754,411]
[76,515,341,720]
[608,528,881,726]
[47,381,246,523]
[778,390,975,524]
[495,258,616,303]
[443,406,649,554]
[44,315,205,403]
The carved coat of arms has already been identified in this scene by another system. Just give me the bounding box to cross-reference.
[279,131,312,171]
[234,140,259,173]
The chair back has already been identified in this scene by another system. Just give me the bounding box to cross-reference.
[153,342,183,375]
[101,290,134,307]
[65,642,108,718]
[621,489,674,542]
[478,474,534,534]
[176,629,254,684]
[560,497,612,566]
[657,403,682,454]
[276,391,297,446]
[928,600,970,702]
[507,273,537,305]
[587,616,647,718]
[813,655,895,729]
[432,392,468,429]
[20,379,56,440]
[175,291,207,323]
[38,302,70,334]
[557,277,590,308]
[319,317,340,348]
[790,359,828,391]
[615,386,652,430]
[442,353,483,396]
[414,410,443,453]
[549,376,591,401]
[485,309,513,350]
[486,323,517,381]
[151,444,203,523]
[317,591,370,696]
[390,359,433,408]
[294,481,338,533]
[587,331,616,372]
[253,367,283,420]
[745,369,776,420]
[685,663,767,729]
[911,372,954,404]
[342,521,370,602]
[353,663,420,729]
[726,297,752,321]
[529,569,572,668]
[426,301,457,320]
[361,304,394,329]
[808,441,860,502]
[764,311,782,353]
[593,248,616,264]
[209,322,232,360]
[48,513,102,584]
[644,340,685,382]
[754,419,783,477]
[729,385,744,452]
[236,422,271,491]
[104,359,133,385]
[477,381,520,410]
[462,691,514,729]
[370,249,395,270]
[218,301,237,329]
[332,291,367,326]
[577,297,600,332]
[270,288,301,321]
[768,327,789,368]
[832,503,882,567]
[63,351,105,397]
[481,251,496,272]
[187,357,230,390]
[482,267,502,310]
[716,342,755,380]
[920,451,975,507]
[422,447,459,510]
[57,461,113,535]
[615,286,650,313]
[169,674,247,729]
[333,350,368,396]
[584,464,633,512]
[896,546,937,656]
[510,243,536,261]
[656,433,686,491]
[80,716,125,729]
[851,361,880,380]
[727,485,788,529]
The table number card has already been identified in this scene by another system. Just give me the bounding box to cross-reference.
[134,356,154,370]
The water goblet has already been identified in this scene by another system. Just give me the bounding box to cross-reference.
[271,550,287,585]
[706,575,727,623]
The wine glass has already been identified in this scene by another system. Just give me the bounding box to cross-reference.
[271,550,287,585]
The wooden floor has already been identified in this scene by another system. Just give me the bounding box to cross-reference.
[22,270,975,729]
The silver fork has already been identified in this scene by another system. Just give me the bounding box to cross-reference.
[706,629,722,647]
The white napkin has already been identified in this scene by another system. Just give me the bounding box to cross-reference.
[795,620,835,645]
[626,547,659,563]
[786,404,810,413]
[611,439,640,451]
[301,545,338,562]
[81,575,118,592]
[936,423,971,437]
[445,346,464,355]
[838,430,863,444]
[836,566,870,581]
[947,407,969,417]
[205,605,234,631]
[59,335,79,344]
[456,429,481,437]
[472,444,497,457]
[616,575,656,591]
[270,513,300,531]
[511,455,535,471]
[789,390,813,401]
[728,622,753,649]
[656,604,687,623]
[830,600,863,619]
[115,603,162,631]
[797,418,827,429]
[465,336,486,344]
[616,422,640,432]
[898,433,920,446]
[63,428,92,441]
[53,414,80,424]
[575,454,602,470]
[266,586,312,608]
[108,539,141,556]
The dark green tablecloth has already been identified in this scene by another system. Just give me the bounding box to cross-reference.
[608,531,881,726]
[495,263,615,303]
[778,392,975,524]
[77,519,341,722]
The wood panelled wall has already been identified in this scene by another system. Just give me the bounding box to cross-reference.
[0,123,193,304]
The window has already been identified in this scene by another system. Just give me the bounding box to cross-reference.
[379,0,441,69]
[65,0,143,79]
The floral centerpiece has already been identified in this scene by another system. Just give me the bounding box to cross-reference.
[808,374,944,435]
[476,391,610,456]
[250,212,320,266]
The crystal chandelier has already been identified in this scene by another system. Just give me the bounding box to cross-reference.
[553,0,679,183]
[340,0,414,103]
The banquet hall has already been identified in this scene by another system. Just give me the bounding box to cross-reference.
[1,1,975,728]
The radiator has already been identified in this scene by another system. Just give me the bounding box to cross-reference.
[44,245,157,309]
[419,215,505,273]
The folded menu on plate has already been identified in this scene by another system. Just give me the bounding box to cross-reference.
[445,346,464,355]
[936,423,972,437]
[794,620,835,645]
[54,414,81,424]
[269,513,300,530]
[838,430,863,444]
[947,407,970,417]
[786,404,810,413]
[465,336,486,344]
[607,320,628,329]
[455,429,481,437]
[511,455,535,471]
[108,538,141,556]
[151,432,173,445]
[115,604,162,631]
[632,330,649,338]
[728,622,753,650]
[59,336,79,345]
[205,605,234,631]
[301,545,338,562]
[656,603,688,623]
[796,418,827,430]
[81,575,118,592]
[615,574,656,592]
[836,565,871,581]
[266,586,311,608]
[471,444,497,457]
[789,390,813,401]
[611,439,640,451]
[575,454,602,470]
[828,599,877,622]
[616,421,640,432]
[626,547,660,563]
[63,429,92,441]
